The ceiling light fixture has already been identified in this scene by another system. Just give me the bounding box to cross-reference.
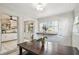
[33,3,47,11]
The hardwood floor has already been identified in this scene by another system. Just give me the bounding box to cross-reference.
[24,47,79,55]
[18,41,79,55]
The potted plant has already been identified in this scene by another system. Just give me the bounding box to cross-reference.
[37,36,47,47]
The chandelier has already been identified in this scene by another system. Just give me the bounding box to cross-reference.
[33,3,47,11]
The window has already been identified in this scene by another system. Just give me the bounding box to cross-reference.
[39,20,58,34]
[73,16,79,33]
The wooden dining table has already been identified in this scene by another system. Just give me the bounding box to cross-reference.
[17,40,79,55]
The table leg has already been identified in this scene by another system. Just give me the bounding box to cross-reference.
[19,46,22,55]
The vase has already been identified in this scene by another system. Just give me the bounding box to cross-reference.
[41,38,45,47]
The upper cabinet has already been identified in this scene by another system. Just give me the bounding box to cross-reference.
[1,15,18,34]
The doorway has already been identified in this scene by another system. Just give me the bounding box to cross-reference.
[0,15,19,54]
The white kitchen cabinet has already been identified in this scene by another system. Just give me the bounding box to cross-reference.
[2,33,17,42]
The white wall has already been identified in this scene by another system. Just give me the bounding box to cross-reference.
[17,17,24,43]
[58,12,74,46]
[72,6,79,50]
[37,11,74,46]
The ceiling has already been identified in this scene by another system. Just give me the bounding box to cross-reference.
[0,3,78,18]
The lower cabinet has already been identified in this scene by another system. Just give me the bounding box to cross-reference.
[2,33,17,42]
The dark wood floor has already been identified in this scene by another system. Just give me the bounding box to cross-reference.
[22,46,79,55]
[18,41,79,55]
